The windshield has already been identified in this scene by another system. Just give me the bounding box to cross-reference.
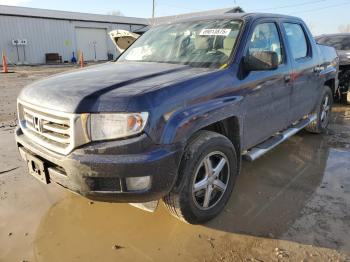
[317,35,350,50]
[118,19,242,68]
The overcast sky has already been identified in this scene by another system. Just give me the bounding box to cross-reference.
[1,0,349,35]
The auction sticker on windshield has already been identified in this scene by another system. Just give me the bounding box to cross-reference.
[199,29,231,36]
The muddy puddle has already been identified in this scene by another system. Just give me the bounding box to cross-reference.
[1,69,350,262]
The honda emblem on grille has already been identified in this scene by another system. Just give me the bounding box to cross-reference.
[32,116,43,132]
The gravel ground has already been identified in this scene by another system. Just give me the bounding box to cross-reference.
[0,65,350,262]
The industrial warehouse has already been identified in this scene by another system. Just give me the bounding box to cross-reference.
[0,5,149,64]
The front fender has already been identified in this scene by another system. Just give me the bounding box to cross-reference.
[161,96,243,144]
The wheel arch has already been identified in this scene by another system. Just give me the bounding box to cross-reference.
[200,116,241,162]
[161,96,243,145]
[172,116,242,191]
[324,77,337,96]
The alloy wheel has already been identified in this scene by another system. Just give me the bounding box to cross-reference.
[192,151,230,210]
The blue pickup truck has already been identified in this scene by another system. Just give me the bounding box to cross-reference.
[15,13,338,224]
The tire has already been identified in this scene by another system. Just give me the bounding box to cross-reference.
[163,130,238,224]
[305,85,333,134]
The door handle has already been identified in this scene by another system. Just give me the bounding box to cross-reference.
[284,75,291,83]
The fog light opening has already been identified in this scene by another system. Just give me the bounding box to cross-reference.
[125,176,151,191]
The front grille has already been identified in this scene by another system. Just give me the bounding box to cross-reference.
[17,101,85,155]
[23,106,71,146]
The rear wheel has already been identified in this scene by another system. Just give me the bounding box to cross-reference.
[163,131,238,224]
[305,85,333,134]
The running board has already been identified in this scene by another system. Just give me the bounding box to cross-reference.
[243,114,317,162]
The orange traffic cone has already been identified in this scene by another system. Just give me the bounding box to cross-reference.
[80,52,84,68]
[2,52,9,73]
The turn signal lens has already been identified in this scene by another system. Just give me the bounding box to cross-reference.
[127,114,144,132]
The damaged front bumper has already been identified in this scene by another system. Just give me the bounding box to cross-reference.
[15,127,182,203]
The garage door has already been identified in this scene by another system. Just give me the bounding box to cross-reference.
[75,27,108,61]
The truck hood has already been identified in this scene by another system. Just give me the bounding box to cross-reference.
[19,62,212,113]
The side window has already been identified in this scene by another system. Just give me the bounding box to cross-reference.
[248,23,283,64]
[283,23,308,59]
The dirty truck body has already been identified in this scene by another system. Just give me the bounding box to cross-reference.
[15,13,338,224]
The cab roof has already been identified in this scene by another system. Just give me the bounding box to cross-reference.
[163,12,301,25]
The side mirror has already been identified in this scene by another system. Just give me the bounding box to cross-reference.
[244,51,279,71]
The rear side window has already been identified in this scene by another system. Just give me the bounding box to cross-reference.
[283,23,309,59]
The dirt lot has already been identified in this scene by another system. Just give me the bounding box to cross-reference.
[1,66,350,262]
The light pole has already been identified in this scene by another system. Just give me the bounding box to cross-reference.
[152,0,155,19]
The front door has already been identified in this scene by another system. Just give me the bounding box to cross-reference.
[242,21,293,149]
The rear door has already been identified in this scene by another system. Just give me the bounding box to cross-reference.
[241,20,293,149]
[281,22,320,122]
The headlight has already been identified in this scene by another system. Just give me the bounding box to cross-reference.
[90,112,148,141]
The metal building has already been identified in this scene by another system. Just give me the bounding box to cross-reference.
[0,5,149,64]
[150,7,244,25]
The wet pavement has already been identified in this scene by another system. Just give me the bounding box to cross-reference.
[1,67,350,262]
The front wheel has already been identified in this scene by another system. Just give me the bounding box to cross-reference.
[305,85,333,134]
[164,131,238,224]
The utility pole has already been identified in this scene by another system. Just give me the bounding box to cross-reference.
[152,0,155,19]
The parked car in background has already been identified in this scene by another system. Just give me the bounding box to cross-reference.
[16,13,338,224]
[316,33,350,103]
